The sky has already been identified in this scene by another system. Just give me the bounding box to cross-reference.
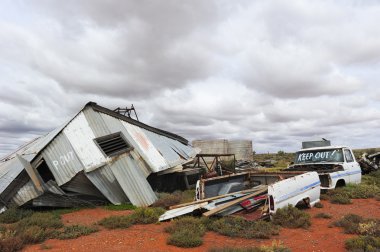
[1,0,380,157]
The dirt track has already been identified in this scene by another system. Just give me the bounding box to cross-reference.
[23,199,380,252]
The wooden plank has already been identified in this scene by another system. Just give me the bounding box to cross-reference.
[169,185,268,210]
[202,188,268,217]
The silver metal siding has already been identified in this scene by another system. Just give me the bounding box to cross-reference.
[11,180,42,206]
[61,172,104,197]
[110,154,157,206]
[83,108,111,137]
[0,158,25,194]
[41,133,84,186]
[85,166,129,204]
[143,130,181,161]
[99,112,151,175]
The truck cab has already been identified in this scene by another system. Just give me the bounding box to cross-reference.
[286,146,362,189]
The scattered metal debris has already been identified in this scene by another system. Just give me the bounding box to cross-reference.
[159,171,321,221]
[358,152,380,174]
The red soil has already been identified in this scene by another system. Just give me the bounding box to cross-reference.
[23,199,380,252]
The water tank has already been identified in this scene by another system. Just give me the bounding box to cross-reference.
[228,140,253,160]
[192,139,228,155]
[192,139,253,161]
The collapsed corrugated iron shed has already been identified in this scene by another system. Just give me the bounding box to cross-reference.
[0,102,198,211]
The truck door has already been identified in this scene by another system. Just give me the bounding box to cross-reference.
[343,148,355,183]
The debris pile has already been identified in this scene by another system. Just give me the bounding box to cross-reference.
[159,171,321,221]
[159,185,268,221]
[358,152,380,173]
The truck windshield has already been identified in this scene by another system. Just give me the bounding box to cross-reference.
[294,148,344,164]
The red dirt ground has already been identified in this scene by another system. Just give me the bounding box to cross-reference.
[23,199,380,252]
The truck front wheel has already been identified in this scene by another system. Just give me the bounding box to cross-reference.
[336,179,346,188]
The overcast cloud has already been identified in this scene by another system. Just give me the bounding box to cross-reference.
[1,0,380,156]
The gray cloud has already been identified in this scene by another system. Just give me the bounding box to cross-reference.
[1,0,380,156]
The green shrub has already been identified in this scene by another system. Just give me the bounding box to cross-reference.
[319,194,330,201]
[17,212,63,229]
[330,194,352,204]
[272,205,311,229]
[333,214,364,234]
[358,221,380,236]
[153,190,195,209]
[56,225,98,239]
[0,208,33,224]
[0,236,24,252]
[343,184,380,199]
[164,216,206,236]
[345,236,380,251]
[362,170,380,186]
[152,193,182,209]
[327,182,380,201]
[314,202,323,208]
[99,207,165,229]
[18,226,52,244]
[314,213,332,219]
[98,216,134,229]
[129,207,165,224]
[165,216,206,248]
[208,242,290,252]
[167,229,203,248]
[103,204,136,211]
[208,216,279,239]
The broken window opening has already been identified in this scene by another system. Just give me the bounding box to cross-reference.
[95,132,132,157]
[36,159,55,183]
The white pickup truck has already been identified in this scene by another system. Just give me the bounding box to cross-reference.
[286,145,362,189]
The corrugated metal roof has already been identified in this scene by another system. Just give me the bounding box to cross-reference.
[88,102,189,145]
[0,158,25,194]
[98,110,197,173]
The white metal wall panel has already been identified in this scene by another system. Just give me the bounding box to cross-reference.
[63,112,106,171]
